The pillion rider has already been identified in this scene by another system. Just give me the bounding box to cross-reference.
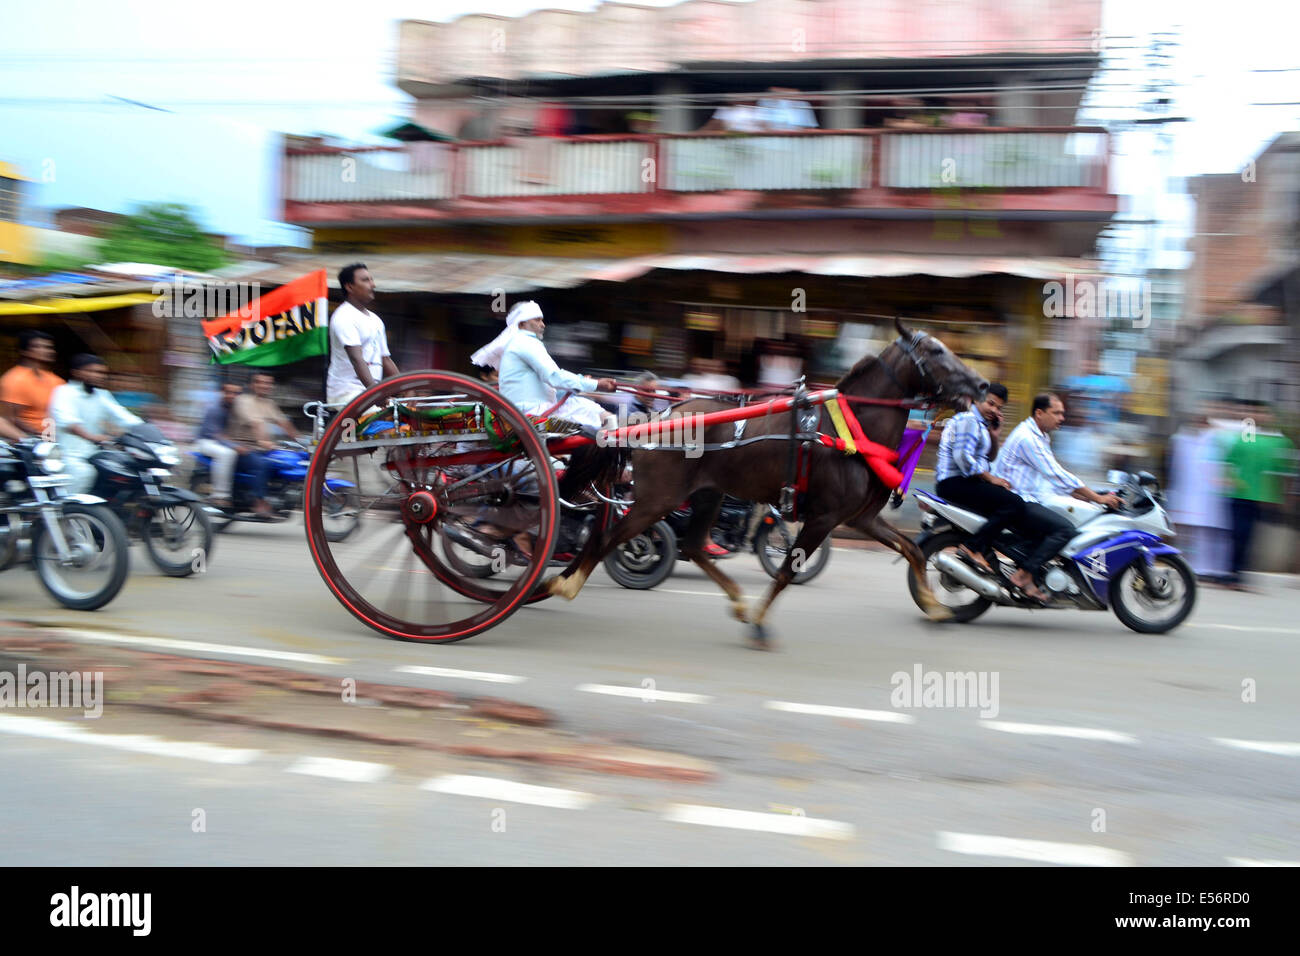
[934,383,1047,600]
[470,301,617,432]
[993,392,1121,596]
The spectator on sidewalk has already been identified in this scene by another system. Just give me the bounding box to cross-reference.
[1223,401,1296,590]
[1167,407,1232,582]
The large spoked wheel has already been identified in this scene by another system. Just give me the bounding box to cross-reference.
[1109,553,1196,634]
[907,530,993,623]
[304,371,559,643]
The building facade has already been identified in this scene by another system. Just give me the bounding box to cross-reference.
[276,0,1117,428]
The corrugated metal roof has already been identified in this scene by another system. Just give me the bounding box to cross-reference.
[221,252,1103,294]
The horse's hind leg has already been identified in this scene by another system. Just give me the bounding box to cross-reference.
[746,513,839,649]
[678,490,749,624]
[857,513,953,622]
[546,498,672,601]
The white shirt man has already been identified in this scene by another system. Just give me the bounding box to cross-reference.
[472,301,615,431]
[50,355,142,494]
[326,264,398,406]
[757,91,818,131]
[709,104,767,133]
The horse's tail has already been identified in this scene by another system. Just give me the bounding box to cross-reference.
[558,443,627,501]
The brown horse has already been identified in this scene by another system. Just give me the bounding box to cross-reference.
[546,319,988,646]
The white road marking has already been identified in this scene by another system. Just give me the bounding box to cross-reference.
[1211,738,1300,757]
[0,714,260,765]
[982,721,1138,744]
[663,804,855,841]
[1226,857,1300,867]
[576,683,714,704]
[286,756,391,783]
[764,700,915,724]
[937,831,1131,866]
[421,774,592,809]
[40,628,343,666]
[1193,624,1300,635]
[395,665,527,685]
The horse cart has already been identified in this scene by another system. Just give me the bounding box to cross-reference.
[302,325,988,645]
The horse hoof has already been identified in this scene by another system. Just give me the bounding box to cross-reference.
[730,602,749,624]
[925,602,954,623]
[747,623,773,650]
[545,575,572,600]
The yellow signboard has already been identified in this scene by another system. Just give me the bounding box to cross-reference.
[1128,357,1169,417]
[312,222,670,259]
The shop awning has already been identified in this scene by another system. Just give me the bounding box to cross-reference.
[0,293,159,315]
[217,253,1102,294]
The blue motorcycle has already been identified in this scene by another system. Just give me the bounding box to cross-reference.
[908,470,1196,633]
[189,439,360,542]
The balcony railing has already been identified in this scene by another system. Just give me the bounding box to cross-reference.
[882,131,1108,189]
[460,138,655,197]
[664,135,869,191]
[284,128,1110,208]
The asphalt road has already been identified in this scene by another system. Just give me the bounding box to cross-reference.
[2,516,1298,866]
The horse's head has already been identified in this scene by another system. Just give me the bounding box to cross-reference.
[888,317,988,411]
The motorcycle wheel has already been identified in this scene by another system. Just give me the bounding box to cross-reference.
[143,502,215,578]
[1109,553,1196,634]
[755,520,831,584]
[0,512,20,572]
[322,488,361,543]
[188,472,236,532]
[603,520,677,590]
[30,503,130,611]
[907,530,993,623]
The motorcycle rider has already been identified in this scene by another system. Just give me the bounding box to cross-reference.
[227,371,297,518]
[933,383,1046,597]
[48,354,143,494]
[194,381,242,509]
[993,393,1121,597]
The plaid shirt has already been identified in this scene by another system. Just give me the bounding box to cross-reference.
[992,417,1083,503]
[935,408,992,483]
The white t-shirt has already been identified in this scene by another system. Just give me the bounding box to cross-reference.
[327,301,391,404]
[711,105,766,133]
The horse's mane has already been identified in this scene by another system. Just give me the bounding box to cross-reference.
[835,340,897,391]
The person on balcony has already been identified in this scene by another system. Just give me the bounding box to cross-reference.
[758,87,819,130]
[705,98,767,133]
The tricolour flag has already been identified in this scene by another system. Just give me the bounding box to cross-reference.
[202,269,329,366]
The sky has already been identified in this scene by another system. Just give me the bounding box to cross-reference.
[1,0,1296,247]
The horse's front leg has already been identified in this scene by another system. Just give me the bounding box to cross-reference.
[677,491,749,625]
[746,513,840,649]
[856,513,953,622]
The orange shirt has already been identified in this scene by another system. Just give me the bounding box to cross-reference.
[0,365,66,433]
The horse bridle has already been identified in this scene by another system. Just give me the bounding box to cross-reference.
[878,329,938,399]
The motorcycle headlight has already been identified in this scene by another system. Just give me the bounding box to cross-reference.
[32,441,64,473]
[153,444,181,466]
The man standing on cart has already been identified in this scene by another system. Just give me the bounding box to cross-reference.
[471,301,616,432]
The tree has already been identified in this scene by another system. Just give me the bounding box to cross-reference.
[100,203,228,272]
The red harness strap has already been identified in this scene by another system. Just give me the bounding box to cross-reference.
[834,394,905,489]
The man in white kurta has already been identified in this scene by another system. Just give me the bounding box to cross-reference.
[50,354,143,494]
[472,301,615,430]
[1167,413,1232,580]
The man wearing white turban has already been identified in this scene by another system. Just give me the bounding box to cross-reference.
[471,301,616,431]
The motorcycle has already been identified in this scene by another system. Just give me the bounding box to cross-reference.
[604,494,831,590]
[0,438,130,610]
[189,439,360,542]
[908,470,1196,633]
[87,423,217,577]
